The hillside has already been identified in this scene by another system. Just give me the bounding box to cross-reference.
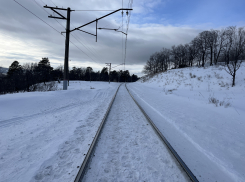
[127,63,245,182]
[141,63,245,110]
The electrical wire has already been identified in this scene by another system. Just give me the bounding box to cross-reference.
[13,0,61,34]
[34,0,66,29]
[38,0,132,68]
[49,0,56,6]
[69,34,98,62]
[47,0,105,63]
[38,0,102,63]
[14,0,96,62]
[123,0,133,71]
[112,63,124,69]
[75,10,117,11]
[45,0,106,63]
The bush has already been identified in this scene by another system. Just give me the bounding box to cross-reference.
[209,97,231,107]
[214,72,223,79]
[189,73,196,78]
[197,76,202,81]
[209,97,219,107]
[29,81,58,92]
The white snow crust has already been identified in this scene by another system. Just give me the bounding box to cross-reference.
[1,64,245,182]
[0,81,120,182]
[127,64,245,182]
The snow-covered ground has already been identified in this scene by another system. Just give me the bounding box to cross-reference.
[127,63,245,182]
[1,64,245,182]
[83,85,190,182]
[0,81,120,182]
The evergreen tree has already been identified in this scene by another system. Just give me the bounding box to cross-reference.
[7,61,24,92]
[100,67,109,81]
[35,58,53,84]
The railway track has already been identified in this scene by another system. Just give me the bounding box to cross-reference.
[74,83,198,182]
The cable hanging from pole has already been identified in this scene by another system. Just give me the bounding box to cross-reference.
[36,0,101,63]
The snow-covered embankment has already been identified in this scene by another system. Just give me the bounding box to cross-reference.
[127,64,245,182]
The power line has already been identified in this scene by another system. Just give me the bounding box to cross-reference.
[42,1,103,63]
[70,34,98,62]
[49,0,56,6]
[36,1,99,62]
[13,0,97,63]
[35,0,66,29]
[112,63,125,69]
[123,0,133,71]
[38,1,100,62]
[75,10,117,11]
[69,39,95,61]
[32,0,132,71]
[13,0,61,34]
[69,23,102,61]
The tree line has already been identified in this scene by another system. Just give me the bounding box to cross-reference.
[0,58,139,94]
[143,26,245,86]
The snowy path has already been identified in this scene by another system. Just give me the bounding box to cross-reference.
[0,81,120,182]
[83,85,190,182]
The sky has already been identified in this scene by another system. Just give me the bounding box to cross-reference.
[0,0,245,76]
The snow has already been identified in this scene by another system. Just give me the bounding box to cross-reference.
[1,64,245,182]
[127,63,245,182]
[83,85,190,182]
[0,81,120,182]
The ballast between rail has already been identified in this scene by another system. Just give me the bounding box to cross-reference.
[74,83,122,182]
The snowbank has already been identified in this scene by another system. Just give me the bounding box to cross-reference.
[127,64,245,182]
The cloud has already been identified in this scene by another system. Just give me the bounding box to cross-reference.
[2,0,235,76]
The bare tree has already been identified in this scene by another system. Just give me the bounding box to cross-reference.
[187,39,199,67]
[171,44,187,68]
[225,26,245,86]
[143,57,154,75]
[161,48,171,70]
[205,30,218,66]
[196,31,209,67]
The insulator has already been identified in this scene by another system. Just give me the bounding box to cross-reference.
[121,11,124,16]
[126,11,128,16]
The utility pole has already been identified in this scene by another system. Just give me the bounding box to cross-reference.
[44,6,132,89]
[105,63,111,84]
[64,8,70,90]
[68,60,71,86]
[44,5,74,90]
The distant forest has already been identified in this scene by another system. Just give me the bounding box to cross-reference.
[143,26,245,86]
[0,58,139,94]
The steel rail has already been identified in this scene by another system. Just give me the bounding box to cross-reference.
[74,84,122,182]
[125,84,199,182]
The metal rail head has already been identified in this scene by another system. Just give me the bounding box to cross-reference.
[125,84,199,182]
[74,84,122,182]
